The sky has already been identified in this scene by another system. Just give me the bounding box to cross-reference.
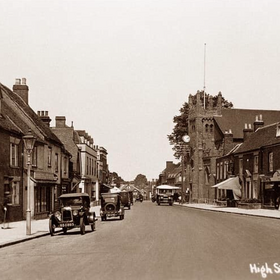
[1,0,280,181]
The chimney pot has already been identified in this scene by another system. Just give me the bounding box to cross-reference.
[22,78,26,85]
[37,111,40,116]
[15,78,21,85]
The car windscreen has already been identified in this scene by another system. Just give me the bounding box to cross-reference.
[158,189,172,195]
[60,197,83,207]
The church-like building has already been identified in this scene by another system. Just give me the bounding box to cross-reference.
[186,90,280,203]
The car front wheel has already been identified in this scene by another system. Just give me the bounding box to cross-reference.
[80,217,85,235]
[49,219,55,236]
[63,227,67,234]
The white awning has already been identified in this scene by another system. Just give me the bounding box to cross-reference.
[212,177,242,200]
[156,185,180,190]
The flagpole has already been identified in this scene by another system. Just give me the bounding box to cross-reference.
[203,43,206,109]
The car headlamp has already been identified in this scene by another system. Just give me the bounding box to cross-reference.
[73,210,78,216]
[55,211,61,220]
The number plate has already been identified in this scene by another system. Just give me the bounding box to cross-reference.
[59,222,74,228]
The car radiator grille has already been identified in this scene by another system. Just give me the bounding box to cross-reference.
[62,210,72,221]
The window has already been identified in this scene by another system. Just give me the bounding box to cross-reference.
[220,163,223,180]
[224,162,228,179]
[10,143,19,167]
[210,124,213,133]
[277,124,280,137]
[205,124,208,133]
[55,153,58,172]
[254,156,258,173]
[269,152,273,172]
[217,163,220,180]
[63,157,67,174]
[32,146,37,167]
[239,158,243,176]
[11,181,20,205]
[48,147,52,167]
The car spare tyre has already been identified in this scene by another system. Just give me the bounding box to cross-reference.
[105,203,116,212]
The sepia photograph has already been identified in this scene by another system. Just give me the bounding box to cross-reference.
[1,0,280,279]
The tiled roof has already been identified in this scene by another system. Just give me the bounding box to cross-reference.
[214,108,280,139]
[0,83,62,145]
[234,123,280,154]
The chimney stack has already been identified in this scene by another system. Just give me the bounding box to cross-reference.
[243,123,253,142]
[254,115,264,132]
[13,78,29,104]
[55,116,66,128]
[37,111,52,127]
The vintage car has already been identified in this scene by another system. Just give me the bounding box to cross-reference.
[100,192,124,221]
[49,193,97,236]
[128,190,134,206]
[120,190,131,209]
[156,185,180,206]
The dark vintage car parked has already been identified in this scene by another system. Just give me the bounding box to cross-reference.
[128,191,134,206]
[120,190,131,209]
[49,193,97,236]
[100,192,124,221]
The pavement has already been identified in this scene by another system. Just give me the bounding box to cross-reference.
[1,203,280,249]
[0,206,101,248]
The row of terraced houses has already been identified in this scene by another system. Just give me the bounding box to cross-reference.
[0,78,111,222]
[159,91,280,210]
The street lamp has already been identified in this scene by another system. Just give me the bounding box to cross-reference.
[23,129,36,235]
[181,135,190,204]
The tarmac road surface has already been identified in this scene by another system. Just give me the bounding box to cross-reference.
[1,201,280,280]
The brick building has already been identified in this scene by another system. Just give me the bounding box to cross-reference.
[186,90,280,203]
[0,79,70,221]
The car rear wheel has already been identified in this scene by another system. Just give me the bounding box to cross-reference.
[80,217,85,235]
[91,222,95,231]
[49,219,55,236]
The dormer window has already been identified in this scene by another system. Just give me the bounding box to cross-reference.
[276,123,280,137]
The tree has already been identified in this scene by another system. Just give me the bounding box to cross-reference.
[134,174,148,189]
[167,102,189,159]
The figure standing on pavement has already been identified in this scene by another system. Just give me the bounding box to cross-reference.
[1,195,9,229]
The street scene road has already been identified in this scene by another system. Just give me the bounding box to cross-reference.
[1,202,280,280]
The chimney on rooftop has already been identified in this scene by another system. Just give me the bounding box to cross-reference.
[254,114,264,132]
[243,123,253,142]
[13,78,29,104]
[55,116,66,128]
[37,111,52,127]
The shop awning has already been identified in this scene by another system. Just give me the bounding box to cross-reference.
[212,177,242,200]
